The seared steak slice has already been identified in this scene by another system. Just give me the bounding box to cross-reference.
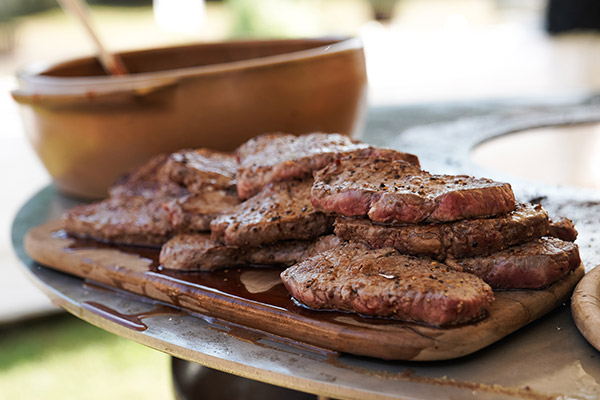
[109,153,185,199]
[67,148,239,246]
[62,195,174,247]
[281,242,494,326]
[111,148,237,198]
[235,132,420,199]
[163,148,237,192]
[447,237,581,289]
[312,157,515,224]
[164,190,240,232]
[160,234,340,271]
[65,187,240,245]
[549,217,578,242]
[211,179,334,247]
[334,203,551,260]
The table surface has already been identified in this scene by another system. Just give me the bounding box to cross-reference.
[12,101,600,400]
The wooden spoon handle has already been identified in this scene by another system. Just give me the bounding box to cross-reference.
[57,0,128,76]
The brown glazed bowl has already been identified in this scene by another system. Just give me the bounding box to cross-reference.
[12,37,367,199]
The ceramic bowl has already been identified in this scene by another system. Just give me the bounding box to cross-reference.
[12,37,367,199]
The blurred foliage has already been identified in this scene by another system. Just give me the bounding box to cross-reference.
[0,313,172,400]
[366,0,400,21]
[0,0,57,20]
[224,0,371,38]
[226,0,321,38]
[0,0,154,20]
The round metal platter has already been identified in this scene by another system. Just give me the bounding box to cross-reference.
[12,101,600,399]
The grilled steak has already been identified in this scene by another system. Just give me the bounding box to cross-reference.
[164,190,241,232]
[447,237,581,289]
[65,148,240,246]
[62,195,174,247]
[64,187,239,245]
[312,157,515,224]
[334,203,551,260]
[210,179,334,247]
[160,234,340,271]
[235,132,420,199]
[549,217,578,242]
[111,148,236,198]
[163,148,237,192]
[109,153,185,199]
[281,242,494,326]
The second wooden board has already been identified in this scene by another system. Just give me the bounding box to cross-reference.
[572,264,600,351]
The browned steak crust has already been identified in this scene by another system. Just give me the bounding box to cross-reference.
[312,157,515,224]
[109,153,185,199]
[235,132,420,199]
[62,195,174,247]
[160,234,340,271]
[334,203,551,260]
[281,242,494,326]
[164,190,240,232]
[447,237,581,289]
[64,187,239,246]
[110,148,237,198]
[66,148,240,246]
[163,148,238,192]
[549,217,578,242]
[210,179,334,247]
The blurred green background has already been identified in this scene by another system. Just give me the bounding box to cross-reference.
[0,313,171,399]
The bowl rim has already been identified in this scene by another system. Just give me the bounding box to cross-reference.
[14,36,363,96]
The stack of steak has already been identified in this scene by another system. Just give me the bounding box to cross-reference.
[63,149,241,246]
[62,133,581,327]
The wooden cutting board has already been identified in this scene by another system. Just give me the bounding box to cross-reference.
[25,220,584,361]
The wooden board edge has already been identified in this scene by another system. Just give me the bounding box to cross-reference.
[414,263,584,360]
[23,220,585,361]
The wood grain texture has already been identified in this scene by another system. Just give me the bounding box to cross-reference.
[25,220,584,361]
[572,264,600,351]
